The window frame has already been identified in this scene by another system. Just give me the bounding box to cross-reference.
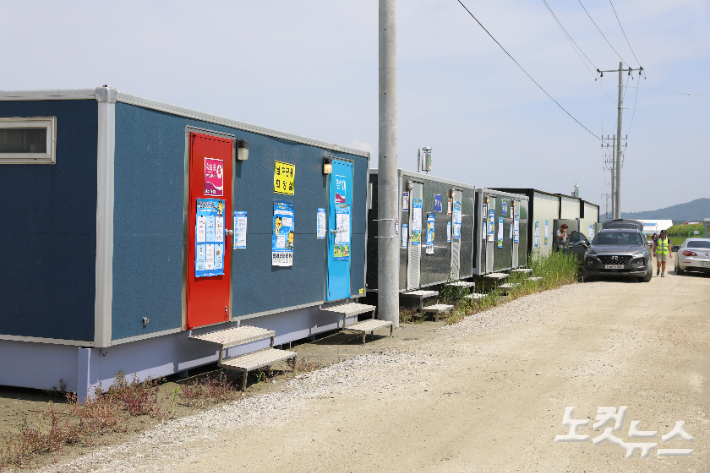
[0,116,57,164]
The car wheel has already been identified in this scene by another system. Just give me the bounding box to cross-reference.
[640,265,653,282]
[676,262,685,275]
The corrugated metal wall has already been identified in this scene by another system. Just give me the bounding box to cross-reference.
[531,192,559,256]
[559,196,580,220]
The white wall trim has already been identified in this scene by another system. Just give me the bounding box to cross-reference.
[0,334,94,347]
[94,90,116,348]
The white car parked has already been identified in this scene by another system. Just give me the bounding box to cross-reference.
[675,238,710,275]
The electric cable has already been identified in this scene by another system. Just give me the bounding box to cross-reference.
[625,86,708,97]
[456,0,601,141]
[608,0,641,66]
[577,0,629,66]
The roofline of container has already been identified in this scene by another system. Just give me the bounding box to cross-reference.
[368,168,476,190]
[0,87,370,159]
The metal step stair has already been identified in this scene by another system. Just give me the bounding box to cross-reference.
[189,325,296,390]
[498,282,519,294]
[510,268,532,275]
[445,280,476,288]
[403,289,440,311]
[422,303,454,322]
[465,293,486,300]
[320,302,392,345]
[527,277,543,282]
[483,272,509,281]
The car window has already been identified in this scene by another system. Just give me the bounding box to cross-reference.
[569,231,589,244]
[593,231,644,246]
[688,241,710,249]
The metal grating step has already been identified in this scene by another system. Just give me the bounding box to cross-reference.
[189,325,274,349]
[404,290,439,298]
[465,293,486,300]
[483,272,509,280]
[422,304,454,313]
[320,302,376,317]
[220,348,296,373]
[446,281,476,288]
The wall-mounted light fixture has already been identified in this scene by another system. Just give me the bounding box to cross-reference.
[406,179,413,191]
[236,140,249,161]
[449,188,456,199]
[485,196,490,204]
[323,156,333,174]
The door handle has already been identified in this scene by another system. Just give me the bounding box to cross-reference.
[225,229,234,236]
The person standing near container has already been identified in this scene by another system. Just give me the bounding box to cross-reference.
[653,229,672,277]
[556,224,570,253]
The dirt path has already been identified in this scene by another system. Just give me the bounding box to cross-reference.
[41,271,710,472]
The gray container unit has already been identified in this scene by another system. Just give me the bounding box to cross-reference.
[579,200,600,240]
[367,170,476,292]
[494,188,559,257]
[474,189,528,274]
[0,87,370,394]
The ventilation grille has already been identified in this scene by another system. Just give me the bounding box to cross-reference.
[599,255,632,265]
[408,183,423,289]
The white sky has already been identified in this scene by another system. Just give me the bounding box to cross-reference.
[1,0,708,212]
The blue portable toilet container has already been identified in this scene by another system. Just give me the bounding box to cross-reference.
[0,87,370,396]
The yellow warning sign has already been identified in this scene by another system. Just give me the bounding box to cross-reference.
[274,161,295,195]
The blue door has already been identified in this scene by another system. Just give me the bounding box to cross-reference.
[326,160,353,301]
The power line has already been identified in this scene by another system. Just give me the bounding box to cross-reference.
[626,74,640,137]
[626,86,708,97]
[608,0,641,66]
[455,0,601,141]
[577,0,628,66]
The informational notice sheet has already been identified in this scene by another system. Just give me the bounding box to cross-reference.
[502,201,507,216]
[272,201,294,267]
[434,194,443,212]
[317,208,326,239]
[514,215,520,243]
[234,211,247,249]
[453,201,462,239]
[488,208,495,242]
[448,199,452,215]
[411,199,422,245]
[509,222,513,239]
[589,224,594,240]
[482,220,487,240]
[402,192,409,212]
[447,221,451,242]
[401,223,408,248]
[204,158,224,197]
[544,221,549,245]
[333,204,350,261]
[195,198,224,277]
[426,212,435,247]
[535,222,539,248]
[497,217,504,248]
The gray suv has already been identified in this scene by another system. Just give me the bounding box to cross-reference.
[583,224,653,282]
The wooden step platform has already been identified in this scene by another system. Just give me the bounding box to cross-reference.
[220,348,296,373]
[321,302,391,345]
[403,290,440,311]
[510,268,532,274]
[445,280,476,288]
[527,277,543,282]
[189,325,274,349]
[483,272,509,280]
[422,303,454,322]
[498,282,519,294]
[320,302,376,318]
[465,293,486,300]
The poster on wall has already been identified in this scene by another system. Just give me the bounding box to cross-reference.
[195,198,225,277]
[514,215,519,243]
[272,201,294,266]
[401,223,408,248]
[402,192,409,211]
[204,158,224,197]
[411,198,422,245]
[589,224,594,240]
[488,208,495,242]
[447,198,452,215]
[447,221,451,242]
[274,161,295,195]
[333,204,350,260]
[453,201,462,239]
[426,212,436,246]
[534,221,539,248]
[434,194,443,212]
[502,201,507,216]
[497,216,504,248]
[482,220,487,240]
[317,208,326,239]
[544,221,549,245]
[234,211,247,249]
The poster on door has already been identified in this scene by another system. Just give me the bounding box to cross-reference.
[333,204,350,261]
[411,198,422,245]
[514,215,520,243]
[544,221,549,245]
[447,221,451,242]
[195,198,225,277]
[426,212,435,246]
[334,175,347,203]
[497,217,504,248]
[204,158,224,197]
[401,224,408,248]
[453,201,462,239]
[589,224,594,240]
[488,208,495,242]
[272,201,294,267]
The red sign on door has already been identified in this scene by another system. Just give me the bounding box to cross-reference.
[204,157,224,196]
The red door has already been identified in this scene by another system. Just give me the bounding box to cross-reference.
[187,132,233,329]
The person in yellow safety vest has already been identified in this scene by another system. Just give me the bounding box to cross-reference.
[652,229,673,277]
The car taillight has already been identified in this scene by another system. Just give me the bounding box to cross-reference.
[682,250,697,256]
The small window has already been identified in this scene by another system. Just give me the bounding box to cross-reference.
[0,117,56,164]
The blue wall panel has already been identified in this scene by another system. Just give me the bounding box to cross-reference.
[112,103,368,339]
[0,100,97,341]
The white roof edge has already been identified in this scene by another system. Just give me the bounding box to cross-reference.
[0,88,370,159]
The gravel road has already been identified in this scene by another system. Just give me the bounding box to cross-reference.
[39,272,710,472]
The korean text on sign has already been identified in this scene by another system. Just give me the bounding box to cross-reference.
[274,161,295,195]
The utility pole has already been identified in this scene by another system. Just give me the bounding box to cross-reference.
[598,63,643,219]
[378,0,399,328]
[601,192,611,222]
[602,134,616,217]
